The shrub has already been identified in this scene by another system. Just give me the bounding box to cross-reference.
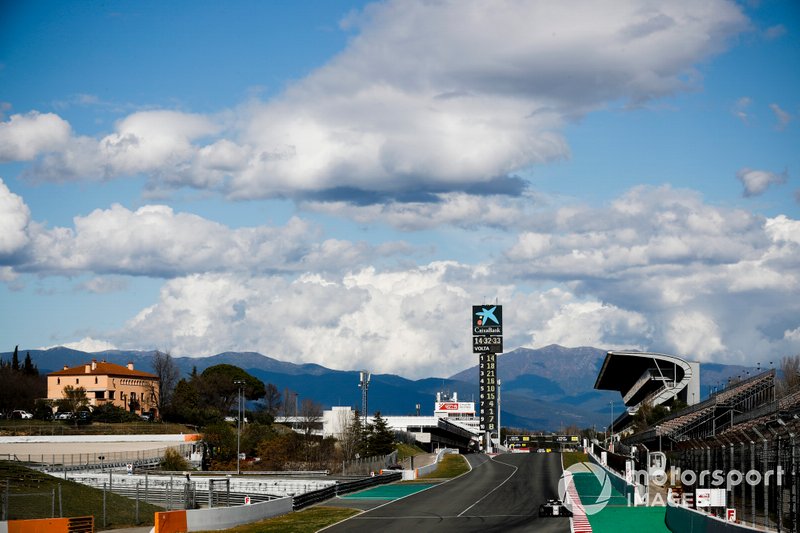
[160,447,190,471]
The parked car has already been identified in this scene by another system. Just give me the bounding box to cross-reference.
[140,412,154,421]
[55,411,73,420]
[10,410,33,419]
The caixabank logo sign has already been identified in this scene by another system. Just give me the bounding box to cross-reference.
[473,305,502,335]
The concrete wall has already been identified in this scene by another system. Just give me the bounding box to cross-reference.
[154,497,293,532]
[414,448,457,478]
[185,496,292,531]
[665,498,764,533]
[0,434,200,444]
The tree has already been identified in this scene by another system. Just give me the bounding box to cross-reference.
[57,386,89,416]
[22,352,37,376]
[263,383,282,417]
[200,364,266,414]
[299,398,323,437]
[779,354,800,397]
[203,421,237,465]
[340,410,364,460]
[149,350,179,419]
[366,411,394,457]
[11,346,19,372]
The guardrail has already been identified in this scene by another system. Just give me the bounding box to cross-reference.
[292,472,402,510]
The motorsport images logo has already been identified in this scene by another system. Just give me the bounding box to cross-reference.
[558,462,613,516]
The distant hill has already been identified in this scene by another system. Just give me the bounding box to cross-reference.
[1,344,758,431]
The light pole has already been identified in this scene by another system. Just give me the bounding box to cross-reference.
[609,401,614,451]
[234,379,245,475]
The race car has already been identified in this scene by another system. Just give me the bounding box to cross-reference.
[538,499,572,517]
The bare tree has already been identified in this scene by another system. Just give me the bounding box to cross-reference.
[778,354,800,397]
[263,383,282,417]
[339,409,363,461]
[299,398,323,437]
[149,350,179,419]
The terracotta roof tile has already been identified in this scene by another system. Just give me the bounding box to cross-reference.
[49,360,157,379]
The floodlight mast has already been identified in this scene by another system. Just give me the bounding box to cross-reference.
[234,379,245,475]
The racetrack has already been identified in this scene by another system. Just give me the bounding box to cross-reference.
[325,452,570,533]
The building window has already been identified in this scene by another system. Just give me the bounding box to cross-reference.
[95,377,98,384]
[108,391,115,400]
[57,378,60,385]
[76,378,79,384]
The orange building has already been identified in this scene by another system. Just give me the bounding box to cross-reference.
[47,360,159,416]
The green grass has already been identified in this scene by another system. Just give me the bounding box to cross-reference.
[562,451,589,469]
[0,460,162,528]
[395,442,425,460]
[418,454,469,479]
[194,506,360,533]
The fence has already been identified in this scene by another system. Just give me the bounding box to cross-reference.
[341,450,398,476]
[2,443,195,473]
[1,480,63,521]
[670,426,798,532]
[292,471,402,510]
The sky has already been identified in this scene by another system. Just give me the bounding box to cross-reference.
[0,0,798,380]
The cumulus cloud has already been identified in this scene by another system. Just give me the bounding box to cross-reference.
[4,200,408,278]
[737,167,788,197]
[0,112,71,161]
[13,0,747,203]
[0,178,31,259]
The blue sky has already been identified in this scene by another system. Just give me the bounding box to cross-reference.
[1,0,798,379]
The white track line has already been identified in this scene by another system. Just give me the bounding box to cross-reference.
[457,455,518,517]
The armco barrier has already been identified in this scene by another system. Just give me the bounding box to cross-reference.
[155,496,292,533]
[0,516,93,533]
[665,495,764,533]
[293,472,402,510]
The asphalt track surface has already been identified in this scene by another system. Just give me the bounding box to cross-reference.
[325,452,571,533]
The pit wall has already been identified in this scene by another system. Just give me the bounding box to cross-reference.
[154,496,293,533]
[665,494,763,533]
[587,448,646,505]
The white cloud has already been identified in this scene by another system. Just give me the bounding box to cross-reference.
[733,96,752,123]
[2,199,407,278]
[13,1,747,202]
[769,103,791,129]
[666,312,725,360]
[77,276,129,294]
[0,112,71,161]
[0,178,31,259]
[764,24,787,40]
[737,167,788,197]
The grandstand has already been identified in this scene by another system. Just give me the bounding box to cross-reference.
[594,351,700,434]
[623,369,775,445]
[593,352,800,530]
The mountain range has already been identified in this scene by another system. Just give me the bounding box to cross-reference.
[2,345,757,431]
